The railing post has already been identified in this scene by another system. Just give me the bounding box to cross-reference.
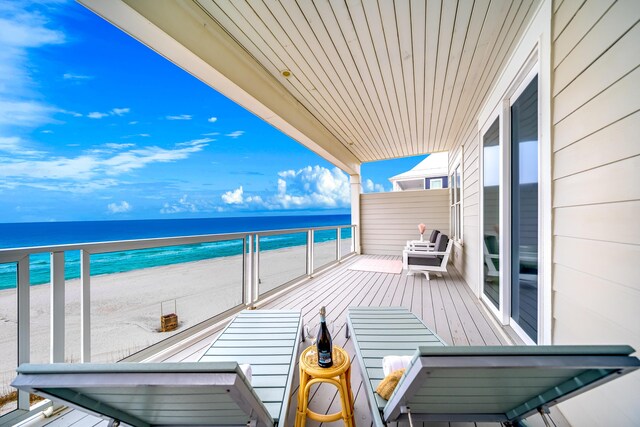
[50,251,65,363]
[246,235,254,308]
[80,250,91,363]
[253,235,260,306]
[307,230,314,276]
[17,255,30,409]
[337,227,342,261]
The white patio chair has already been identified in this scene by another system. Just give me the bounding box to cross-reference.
[403,233,453,279]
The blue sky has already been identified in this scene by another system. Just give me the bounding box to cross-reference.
[0,1,426,223]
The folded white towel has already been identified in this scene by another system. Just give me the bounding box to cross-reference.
[239,363,252,384]
[382,355,413,377]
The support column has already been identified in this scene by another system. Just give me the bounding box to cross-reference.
[350,173,362,254]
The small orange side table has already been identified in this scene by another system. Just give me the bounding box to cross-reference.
[295,346,355,427]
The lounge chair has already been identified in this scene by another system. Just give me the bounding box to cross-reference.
[403,233,453,279]
[346,307,639,426]
[12,310,303,427]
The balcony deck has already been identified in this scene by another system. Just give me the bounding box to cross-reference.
[26,254,551,427]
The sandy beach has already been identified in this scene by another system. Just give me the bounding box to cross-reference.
[0,239,348,412]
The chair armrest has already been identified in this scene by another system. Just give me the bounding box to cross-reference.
[407,250,449,257]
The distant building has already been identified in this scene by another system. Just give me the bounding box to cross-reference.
[388,152,449,191]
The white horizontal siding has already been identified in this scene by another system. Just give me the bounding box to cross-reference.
[360,190,449,256]
[551,0,640,424]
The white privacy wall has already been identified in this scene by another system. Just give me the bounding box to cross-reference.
[359,190,449,256]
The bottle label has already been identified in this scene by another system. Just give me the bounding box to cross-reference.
[318,350,332,365]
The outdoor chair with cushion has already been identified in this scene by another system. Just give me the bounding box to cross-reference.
[403,233,453,279]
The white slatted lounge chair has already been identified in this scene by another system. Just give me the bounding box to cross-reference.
[346,307,639,427]
[403,233,453,279]
[13,310,303,427]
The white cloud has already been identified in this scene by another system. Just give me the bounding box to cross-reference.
[160,195,198,214]
[166,114,192,121]
[364,179,385,193]
[221,186,244,204]
[87,107,130,119]
[111,107,130,116]
[0,135,43,156]
[63,73,92,80]
[103,143,135,150]
[107,201,131,214]
[207,116,218,123]
[218,165,351,211]
[0,5,64,96]
[0,4,65,132]
[0,100,59,127]
[128,121,138,125]
[41,129,53,134]
[0,138,210,191]
[226,130,244,138]
[87,111,108,119]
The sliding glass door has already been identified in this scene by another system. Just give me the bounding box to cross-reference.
[480,71,540,343]
[510,76,539,341]
[482,118,500,310]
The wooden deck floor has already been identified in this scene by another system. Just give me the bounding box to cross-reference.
[24,255,569,427]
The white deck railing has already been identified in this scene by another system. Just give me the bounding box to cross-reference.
[0,224,355,422]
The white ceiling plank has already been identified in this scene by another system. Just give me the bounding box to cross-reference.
[427,0,458,152]
[294,0,383,159]
[198,0,359,149]
[378,0,413,157]
[311,0,394,160]
[345,0,406,160]
[422,0,443,154]
[410,0,427,154]
[219,0,370,154]
[271,0,380,160]
[329,0,401,160]
[394,0,419,155]
[450,0,521,145]
[361,0,410,158]
[433,0,475,153]
[438,0,493,148]
[452,0,536,147]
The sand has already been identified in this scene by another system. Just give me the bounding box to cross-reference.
[0,239,350,413]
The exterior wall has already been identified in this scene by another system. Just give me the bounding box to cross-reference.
[360,190,449,256]
[550,0,640,424]
[447,0,543,296]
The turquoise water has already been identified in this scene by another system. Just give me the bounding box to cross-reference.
[0,215,352,290]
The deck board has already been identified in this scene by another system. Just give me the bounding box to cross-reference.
[38,255,548,427]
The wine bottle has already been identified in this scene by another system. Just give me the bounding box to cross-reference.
[316,306,333,368]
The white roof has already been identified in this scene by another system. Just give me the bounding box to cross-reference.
[389,152,449,182]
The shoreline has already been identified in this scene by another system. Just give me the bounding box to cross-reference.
[0,234,351,290]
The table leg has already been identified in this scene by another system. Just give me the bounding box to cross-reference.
[295,368,308,427]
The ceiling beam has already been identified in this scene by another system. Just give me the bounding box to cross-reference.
[78,0,361,175]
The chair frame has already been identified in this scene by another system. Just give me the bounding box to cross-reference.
[403,239,453,279]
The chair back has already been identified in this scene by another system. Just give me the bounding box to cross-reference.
[13,362,275,427]
[429,229,440,243]
[433,233,450,262]
[383,345,639,424]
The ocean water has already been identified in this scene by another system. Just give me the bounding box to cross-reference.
[0,214,352,290]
